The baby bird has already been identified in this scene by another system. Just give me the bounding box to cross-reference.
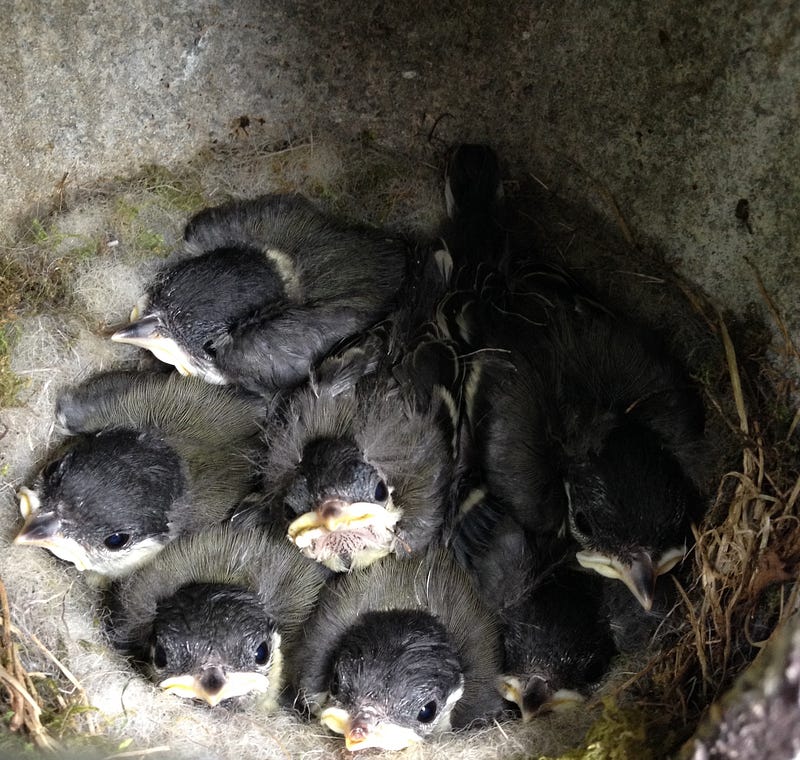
[450,495,616,720]
[441,143,707,610]
[112,194,410,394]
[242,245,460,574]
[471,310,706,609]
[14,370,263,579]
[296,550,503,751]
[110,524,327,708]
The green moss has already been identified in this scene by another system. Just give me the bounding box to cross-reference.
[138,164,207,213]
[134,229,167,256]
[539,700,657,760]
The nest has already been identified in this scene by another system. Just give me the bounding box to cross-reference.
[0,136,797,759]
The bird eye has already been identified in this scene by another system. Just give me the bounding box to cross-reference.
[374,480,388,503]
[329,669,340,697]
[104,532,131,550]
[572,511,593,539]
[152,642,168,669]
[417,700,438,724]
[254,641,269,666]
[42,458,62,480]
[202,339,217,359]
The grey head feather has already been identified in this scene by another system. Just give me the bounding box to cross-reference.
[297,550,503,729]
[110,523,327,656]
[262,361,453,560]
[125,194,410,393]
[56,369,263,533]
[56,370,266,443]
[19,371,264,576]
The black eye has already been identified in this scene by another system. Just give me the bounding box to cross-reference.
[374,480,388,503]
[42,457,62,480]
[572,511,592,539]
[329,669,340,697]
[152,642,167,669]
[202,339,217,358]
[255,641,269,666]
[417,700,438,724]
[104,532,131,550]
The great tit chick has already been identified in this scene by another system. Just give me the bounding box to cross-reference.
[464,305,706,610]
[112,194,409,393]
[498,564,618,721]
[110,524,327,708]
[297,551,503,751]
[14,371,263,579]
[249,297,460,573]
[440,143,705,612]
[449,493,613,720]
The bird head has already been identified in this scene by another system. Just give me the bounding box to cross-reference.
[318,609,465,751]
[498,566,617,721]
[565,423,696,609]
[14,430,183,578]
[112,245,283,384]
[149,583,281,708]
[284,437,401,572]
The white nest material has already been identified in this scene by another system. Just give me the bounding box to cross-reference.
[0,138,599,759]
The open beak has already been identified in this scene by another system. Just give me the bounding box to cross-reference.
[320,706,422,752]
[159,668,270,708]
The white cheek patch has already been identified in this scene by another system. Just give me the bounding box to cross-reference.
[436,679,465,733]
[19,533,94,573]
[94,537,170,579]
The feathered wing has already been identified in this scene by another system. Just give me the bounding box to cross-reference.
[185,194,411,393]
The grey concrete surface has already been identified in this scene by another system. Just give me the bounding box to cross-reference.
[2,0,798,338]
[0,1,798,756]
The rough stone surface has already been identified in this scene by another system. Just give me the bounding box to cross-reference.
[2,0,798,338]
[1,1,798,758]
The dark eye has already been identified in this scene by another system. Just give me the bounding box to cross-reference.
[152,642,167,669]
[254,641,269,666]
[42,457,62,480]
[417,700,438,724]
[202,339,217,358]
[104,532,131,550]
[329,669,340,697]
[374,480,388,503]
[572,511,592,539]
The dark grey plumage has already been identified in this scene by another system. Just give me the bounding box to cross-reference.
[468,311,706,608]
[110,524,327,708]
[14,370,263,579]
[450,497,615,720]
[112,194,410,393]
[296,550,503,751]
[442,143,707,610]
[238,246,460,573]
